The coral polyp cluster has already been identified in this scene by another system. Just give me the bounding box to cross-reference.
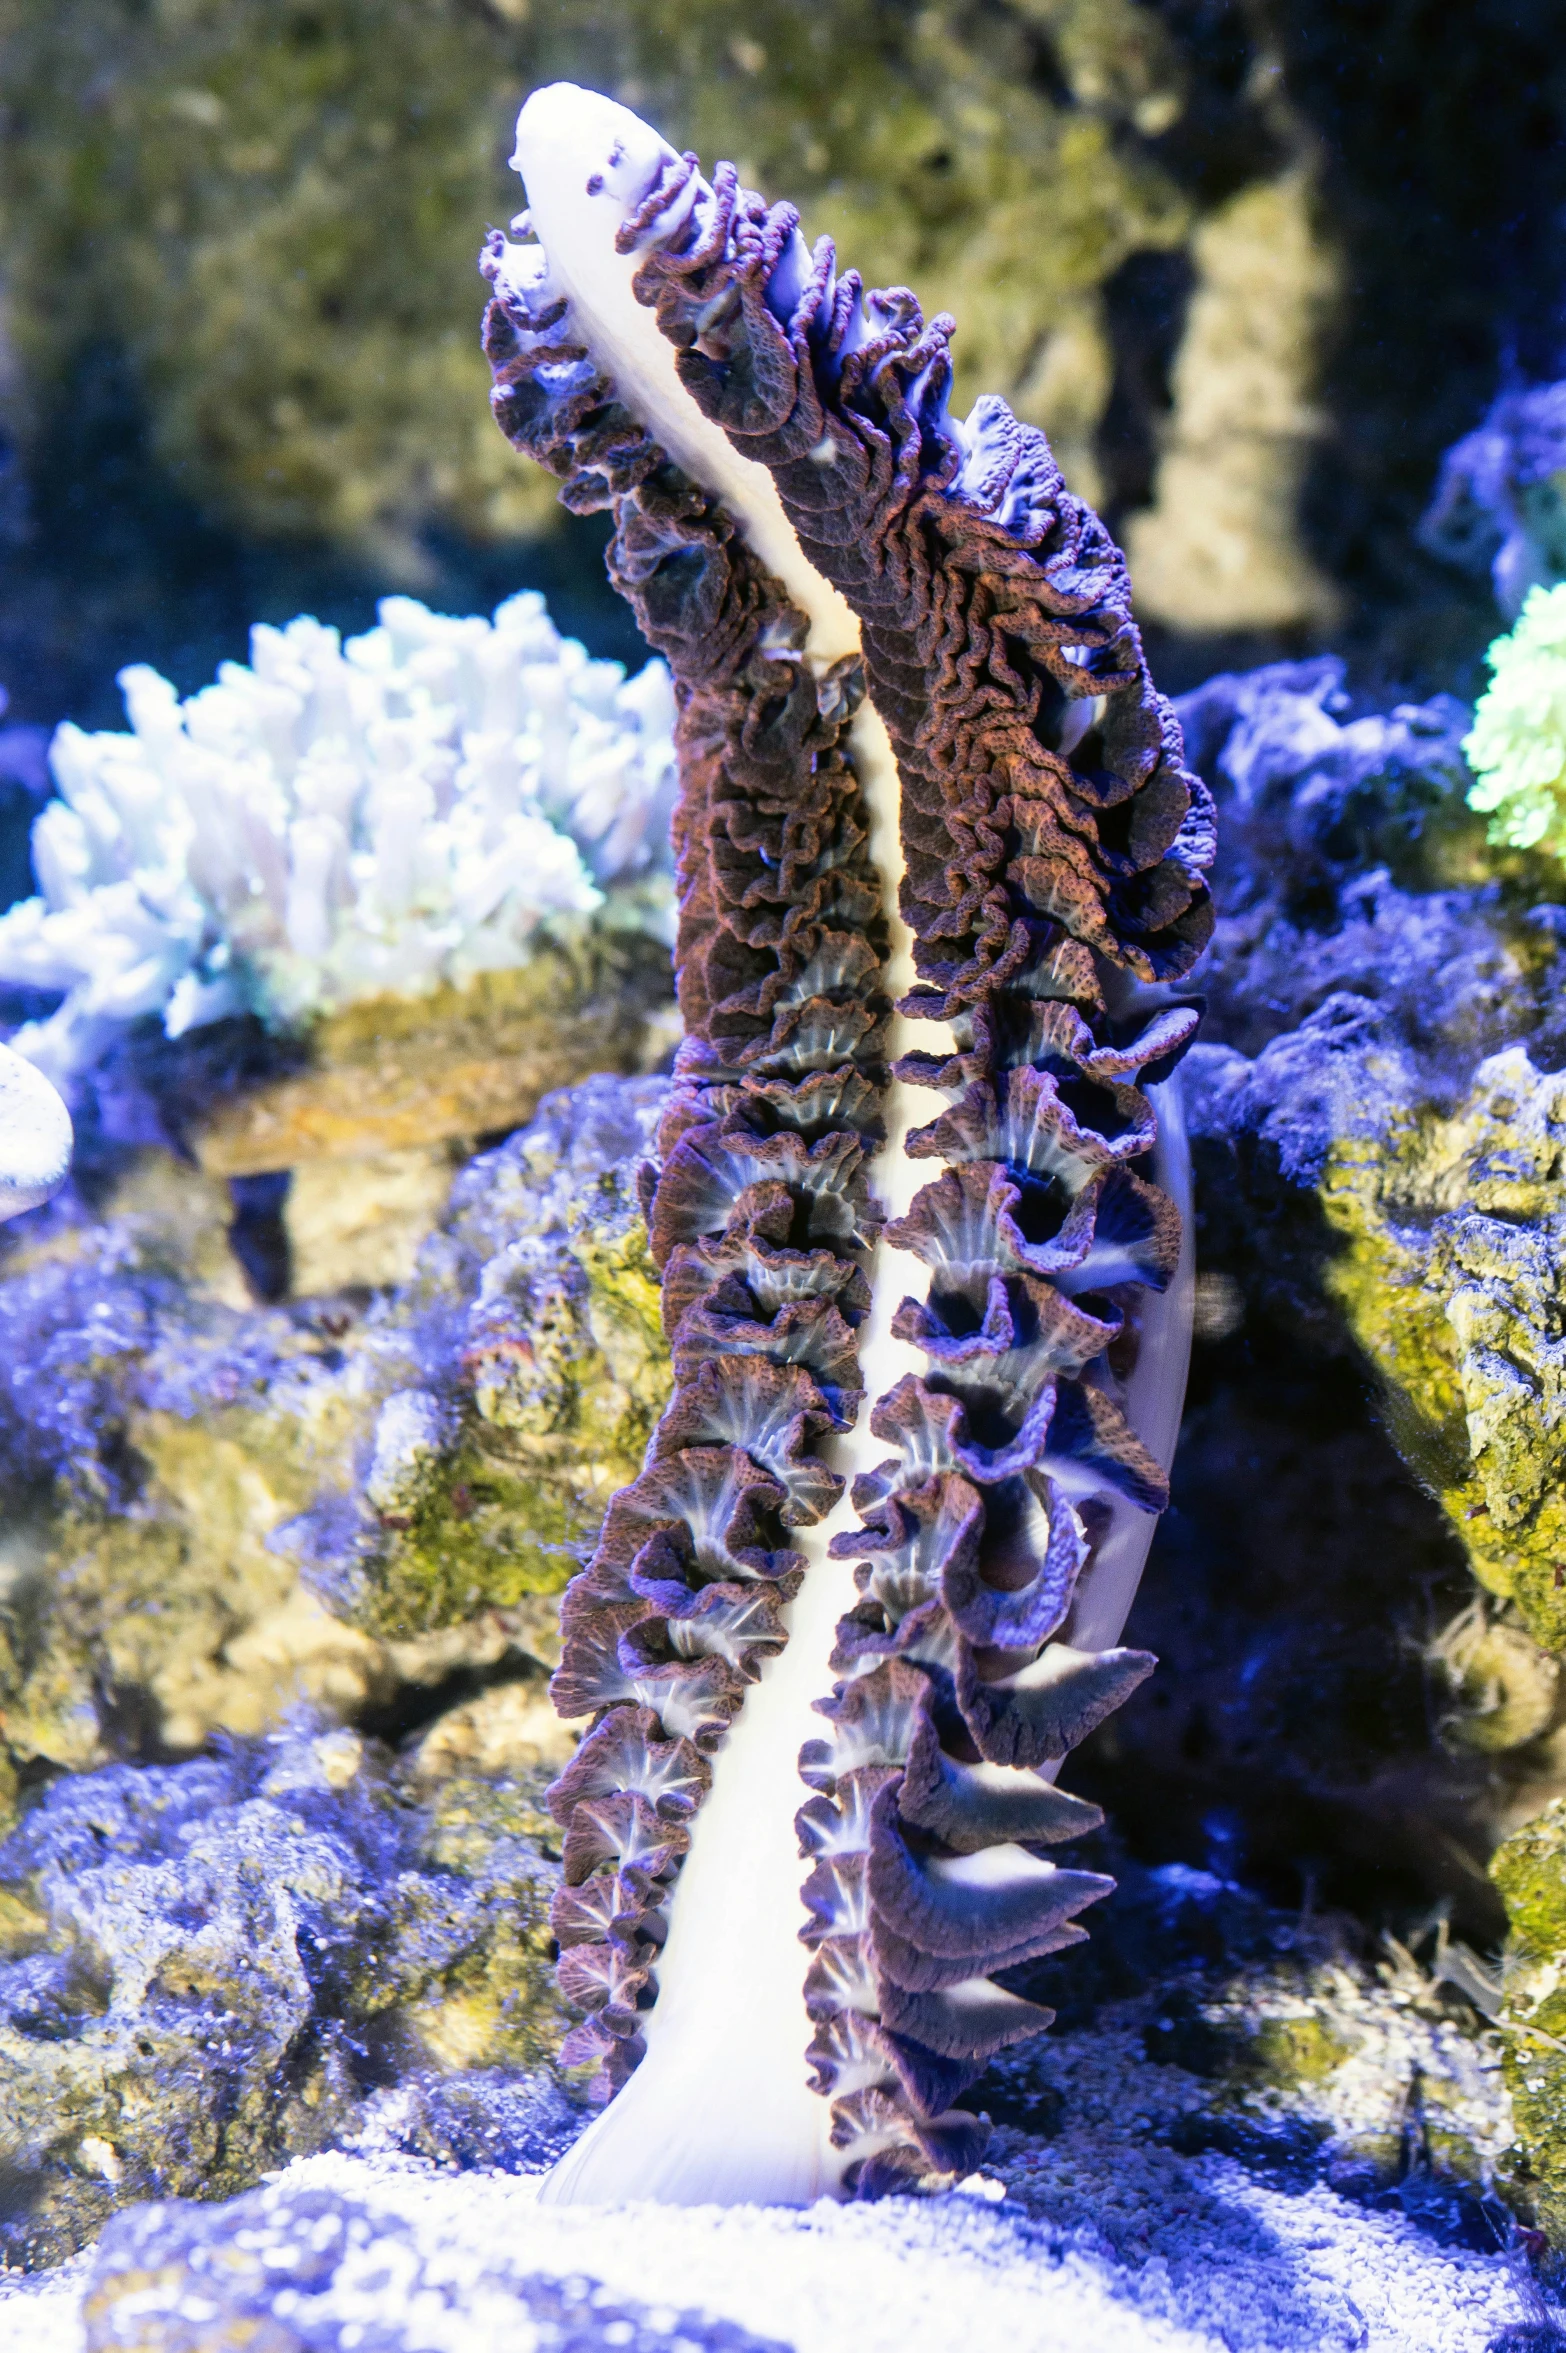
[0,594,677,1083]
[1464,581,1566,858]
[480,84,1209,2204]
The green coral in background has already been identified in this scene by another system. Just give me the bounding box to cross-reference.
[1465,584,1566,857]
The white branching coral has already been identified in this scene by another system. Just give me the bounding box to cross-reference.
[0,593,678,1081]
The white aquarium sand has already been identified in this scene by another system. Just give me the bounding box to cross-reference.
[0,2143,1542,2353]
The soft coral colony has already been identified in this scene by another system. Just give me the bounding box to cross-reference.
[478,84,1215,2207]
[0,593,678,1084]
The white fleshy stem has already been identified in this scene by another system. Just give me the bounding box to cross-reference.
[1064,1076,1193,1657]
[514,85,1186,2207]
[0,1040,72,1225]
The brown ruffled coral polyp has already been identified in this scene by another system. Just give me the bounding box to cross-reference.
[606,148,1209,2190]
[481,115,1208,2190]
[621,162,1215,1000]
[481,227,887,2103]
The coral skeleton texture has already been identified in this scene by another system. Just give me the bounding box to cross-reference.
[0,595,678,1084]
[480,85,1212,2203]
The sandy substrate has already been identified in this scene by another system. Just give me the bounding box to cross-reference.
[0,2143,1545,2353]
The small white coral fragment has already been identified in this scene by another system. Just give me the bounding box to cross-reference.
[0,593,678,1080]
[0,1037,72,1222]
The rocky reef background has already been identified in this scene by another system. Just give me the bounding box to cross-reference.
[0,0,1563,751]
[8,0,1566,2307]
[3,761,1566,2261]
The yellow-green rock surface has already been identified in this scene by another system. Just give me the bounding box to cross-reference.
[1321,1045,1566,1657]
[1489,1801,1566,2236]
[0,1728,577,2267]
[0,1072,670,1794]
[0,0,1200,564]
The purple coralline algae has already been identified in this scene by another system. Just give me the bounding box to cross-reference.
[0,1073,669,1788]
[82,2186,792,2353]
[0,1731,578,2269]
[479,84,1212,2202]
[1176,656,1549,1080]
[1422,380,1566,619]
[1158,651,1566,2239]
[1138,654,1566,1842]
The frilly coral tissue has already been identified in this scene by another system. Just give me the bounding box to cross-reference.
[11,15,1566,2344]
[480,82,1209,2205]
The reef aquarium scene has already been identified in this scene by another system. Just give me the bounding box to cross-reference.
[5,9,1566,2352]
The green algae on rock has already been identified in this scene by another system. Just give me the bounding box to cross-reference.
[0,1730,574,2269]
[289,1073,671,1642]
[188,943,675,1183]
[1126,662,1566,1949]
[1317,1044,1566,1660]
[0,0,1213,570]
[0,1074,670,1793]
[0,1206,391,1784]
[1184,1014,1566,1807]
[1488,1799,1566,2238]
[1178,662,1566,1691]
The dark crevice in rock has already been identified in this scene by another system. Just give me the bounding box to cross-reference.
[1098,245,1198,534]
